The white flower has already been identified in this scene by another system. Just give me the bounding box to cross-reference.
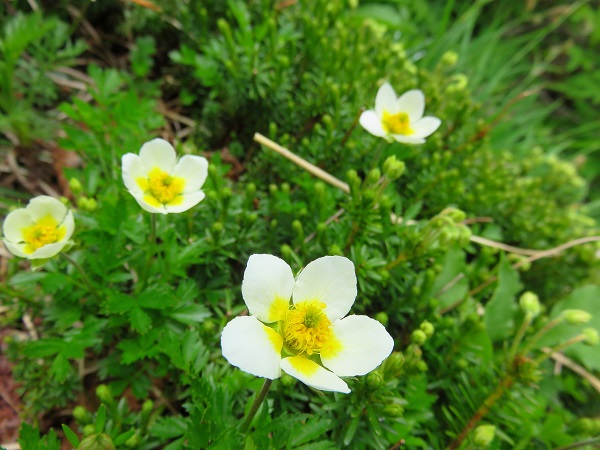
[221,254,394,393]
[2,196,74,259]
[122,138,209,214]
[359,83,441,144]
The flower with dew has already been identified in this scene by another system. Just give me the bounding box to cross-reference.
[2,196,74,260]
[122,138,209,214]
[359,82,441,144]
[221,254,394,393]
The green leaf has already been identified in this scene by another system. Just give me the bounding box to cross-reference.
[129,307,152,334]
[289,417,333,447]
[95,404,107,434]
[169,304,211,325]
[113,429,136,446]
[62,424,81,448]
[484,256,522,342]
[51,352,71,382]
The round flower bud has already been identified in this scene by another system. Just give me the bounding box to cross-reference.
[69,178,82,195]
[141,399,154,417]
[441,50,459,67]
[473,424,495,447]
[366,370,384,390]
[280,372,295,387]
[375,312,389,327]
[582,328,599,346]
[417,361,428,372]
[211,222,224,234]
[562,309,592,325]
[367,168,381,185]
[420,321,435,338]
[411,330,427,345]
[96,384,112,404]
[245,182,257,198]
[519,292,541,318]
[125,432,141,448]
[72,406,90,423]
[280,244,292,260]
[382,156,406,181]
[269,183,278,195]
[382,403,404,417]
[82,425,96,437]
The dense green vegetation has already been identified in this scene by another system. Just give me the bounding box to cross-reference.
[0,1,598,449]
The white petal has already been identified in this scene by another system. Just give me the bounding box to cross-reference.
[391,134,426,145]
[221,316,282,379]
[293,256,357,322]
[62,210,75,241]
[374,83,397,117]
[242,254,294,323]
[121,153,146,195]
[139,138,177,172]
[3,209,34,242]
[171,155,209,194]
[28,241,69,259]
[164,191,205,214]
[411,116,442,139]
[3,240,28,258]
[128,191,168,214]
[321,315,394,377]
[395,89,425,122]
[281,356,349,393]
[27,196,67,223]
[359,110,387,138]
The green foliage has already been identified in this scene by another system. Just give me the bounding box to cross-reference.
[1,1,598,449]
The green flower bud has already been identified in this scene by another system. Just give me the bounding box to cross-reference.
[281,244,292,260]
[519,292,541,318]
[346,169,361,192]
[203,320,216,333]
[245,182,256,198]
[221,187,232,199]
[366,370,384,390]
[269,183,278,195]
[457,358,469,369]
[367,168,381,185]
[79,433,115,450]
[96,384,112,404]
[82,425,96,437]
[69,178,82,195]
[125,432,141,448]
[441,207,466,223]
[270,219,278,230]
[383,352,404,375]
[281,182,290,194]
[211,222,224,234]
[328,244,343,256]
[247,212,258,223]
[141,399,154,417]
[441,50,459,67]
[208,164,219,177]
[417,361,428,372]
[78,197,98,212]
[206,190,218,201]
[73,406,91,423]
[420,321,435,338]
[382,403,404,417]
[375,312,389,326]
[411,330,427,345]
[382,156,406,181]
[562,309,592,325]
[292,220,303,237]
[280,372,295,387]
[473,424,495,447]
[582,328,599,346]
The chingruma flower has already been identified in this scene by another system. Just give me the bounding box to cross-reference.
[359,83,441,144]
[2,196,74,259]
[122,138,209,214]
[221,254,394,393]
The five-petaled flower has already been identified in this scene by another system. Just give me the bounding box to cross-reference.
[2,196,74,260]
[221,254,394,393]
[359,83,441,144]
[122,138,209,214]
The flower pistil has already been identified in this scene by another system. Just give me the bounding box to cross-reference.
[22,215,66,254]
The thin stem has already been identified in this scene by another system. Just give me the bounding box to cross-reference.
[61,253,101,302]
[520,317,562,356]
[240,379,273,434]
[533,335,586,366]
[508,314,532,362]
[139,214,157,292]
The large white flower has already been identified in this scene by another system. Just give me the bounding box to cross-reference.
[360,83,441,144]
[221,254,394,393]
[2,196,74,260]
[122,138,209,214]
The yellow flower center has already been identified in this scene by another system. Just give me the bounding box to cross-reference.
[382,111,414,135]
[283,300,332,355]
[137,167,185,206]
[22,215,66,254]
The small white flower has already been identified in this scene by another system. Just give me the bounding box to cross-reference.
[122,138,209,214]
[360,83,441,144]
[221,254,394,393]
[2,196,74,259]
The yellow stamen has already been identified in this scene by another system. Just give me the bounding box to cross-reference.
[382,111,414,135]
[22,215,66,254]
[283,300,332,355]
[136,167,185,205]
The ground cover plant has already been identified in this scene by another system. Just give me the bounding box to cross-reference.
[0,0,599,449]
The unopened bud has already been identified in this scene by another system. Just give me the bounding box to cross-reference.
[366,370,384,390]
[211,221,224,234]
[582,328,599,345]
[375,312,388,327]
[441,207,466,223]
[473,424,495,447]
[384,352,404,375]
[141,399,153,416]
[441,50,459,67]
[367,168,381,185]
[420,321,434,338]
[82,425,96,437]
[73,406,90,423]
[245,182,256,198]
[562,309,592,325]
[519,292,541,318]
[79,433,115,450]
[69,178,82,194]
[96,384,112,404]
[280,244,292,260]
[125,432,141,447]
[382,156,406,180]
[280,372,295,387]
[382,403,404,417]
[411,330,427,345]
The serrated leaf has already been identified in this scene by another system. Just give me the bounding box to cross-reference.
[129,307,152,334]
[289,417,333,447]
[169,304,211,324]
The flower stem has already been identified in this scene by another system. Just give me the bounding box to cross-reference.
[520,317,562,356]
[139,214,157,292]
[61,253,101,302]
[240,379,273,434]
[508,314,532,362]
